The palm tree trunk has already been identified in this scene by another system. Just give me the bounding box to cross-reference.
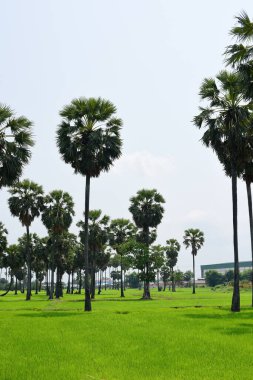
[246,180,253,307]
[84,175,91,311]
[231,166,240,312]
[71,270,74,294]
[26,225,31,301]
[67,273,70,294]
[104,268,107,290]
[98,270,102,295]
[172,268,176,292]
[120,254,124,297]
[35,273,38,294]
[15,277,18,295]
[49,267,54,300]
[192,254,196,294]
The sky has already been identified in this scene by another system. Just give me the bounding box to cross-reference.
[1,0,253,277]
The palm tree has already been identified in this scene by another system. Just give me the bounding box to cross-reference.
[193,70,253,311]
[129,189,165,299]
[0,104,33,189]
[225,12,253,307]
[8,179,44,300]
[57,97,122,311]
[225,11,253,100]
[109,219,136,297]
[183,229,204,294]
[166,239,180,292]
[42,190,74,299]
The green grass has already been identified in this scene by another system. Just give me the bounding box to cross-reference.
[1,288,253,380]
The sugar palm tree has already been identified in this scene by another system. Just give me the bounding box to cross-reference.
[166,239,180,292]
[129,189,165,299]
[57,97,122,311]
[225,12,253,307]
[225,11,253,100]
[8,179,44,300]
[193,70,253,311]
[109,219,136,297]
[42,190,74,299]
[0,104,33,189]
[183,229,204,294]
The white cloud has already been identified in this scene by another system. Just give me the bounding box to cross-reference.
[183,209,207,222]
[112,151,175,178]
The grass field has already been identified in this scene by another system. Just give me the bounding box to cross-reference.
[1,287,253,380]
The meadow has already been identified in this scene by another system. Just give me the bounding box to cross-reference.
[1,287,253,380]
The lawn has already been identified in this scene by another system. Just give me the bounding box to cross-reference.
[0,288,253,380]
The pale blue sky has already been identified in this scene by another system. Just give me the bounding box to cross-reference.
[1,0,253,276]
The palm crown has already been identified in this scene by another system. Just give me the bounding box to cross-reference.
[183,229,204,256]
[8,179,44,227]
[56,97,122,177]
[0,105,34,188]
[42,190,75,234]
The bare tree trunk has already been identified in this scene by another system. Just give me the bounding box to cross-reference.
[71,270,74,294]
[120,254,124,297]
[231,166,240,312]
[192,254,196,294]
[246,180,253,308]
[26,225,31,301]
[84,175,91,311]
[15,277,18,295]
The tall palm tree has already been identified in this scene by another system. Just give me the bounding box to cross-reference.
[8,179,44,300]
[225,12,253,307]
[0,104,33,189]
[109,219,136,297]
[129,189,165,299]
[225,11,253,100]
[42,190,74,299]
[166,239,180,292]
[183,229,204,294]
[57,97,122,311]
[193,70,253,311]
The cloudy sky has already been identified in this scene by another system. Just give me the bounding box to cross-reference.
[1,0,253,277]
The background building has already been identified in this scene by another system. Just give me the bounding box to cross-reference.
[201,261,252,278]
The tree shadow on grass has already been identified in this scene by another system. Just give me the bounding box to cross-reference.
[16,311,83,318]
[214,323,253,336]
[185,310,253,320]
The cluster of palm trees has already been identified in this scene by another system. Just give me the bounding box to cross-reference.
[2,12,252,314]
[194,11,253,312]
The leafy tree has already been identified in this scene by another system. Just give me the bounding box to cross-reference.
[42,190,74,299]
[160,266,170,291]
[183,228,204,294]
[150,245,165,290]
[129,189,165,299]
[78,210,109,299]
[6,244,25,294]
[174,269,184,287]
[0,222,8,257]
[166,239,180,292]
[205,270,225,287]
[8,179,44,300]
[183,270,193,286]
[224,269,234,283]
[0,104,33,189]
[125,271,139,289]
[57,97,122,311]
[109,219,136,297]
[193,69,253,311]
